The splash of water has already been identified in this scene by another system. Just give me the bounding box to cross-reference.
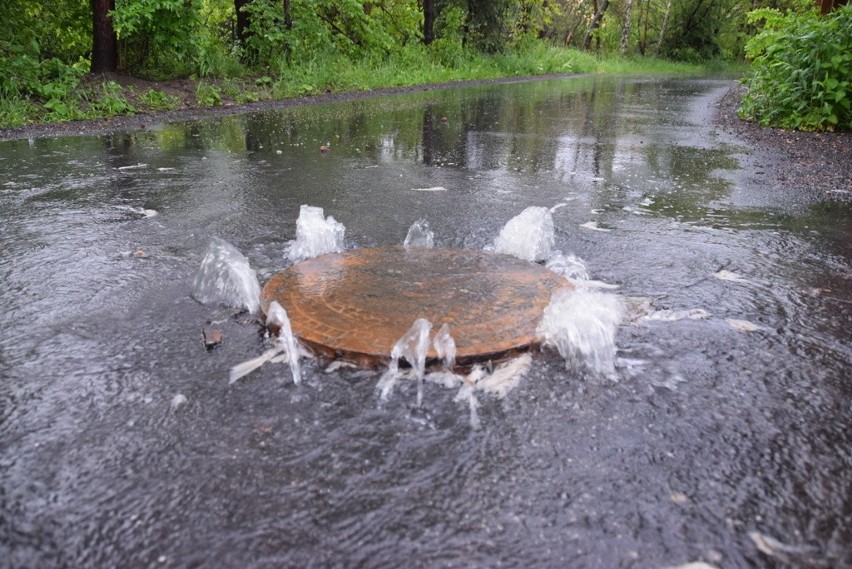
[228,301,302,385]
[287,205,346,262]
[432,323,456,369]
[377,318,432,405]
[537,289,624,378]
[403,219,435,248]
[491,206,555,262]
[454,366,485,430]
[265,301,302,385]
[192,237,261,313]
[545,251,589,280]
[477,353,532,398]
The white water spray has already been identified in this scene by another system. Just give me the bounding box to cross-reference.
[192,237,261,313]
[545,252,589,280]
[287,205,346,262]
[228,301,302,385]
[265,301,302,385]
[455,366,485,430]
[491,206,555,262]
[403,219,435,248]
[432,323,456,369]
[377,318,433,405]
[537,289,624,378]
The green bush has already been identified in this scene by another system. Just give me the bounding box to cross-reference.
[89,81,136,116]
[139,88,180,110]
[195,82,222,106]
[740,3,851,131]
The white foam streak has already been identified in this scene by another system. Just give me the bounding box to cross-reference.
[228,301,303,385]
[477,353,532,398]
[287,205,346,262]
[192,237,261,313]
[229,347,283,384]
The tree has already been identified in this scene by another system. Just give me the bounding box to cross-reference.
[423,0,436,44]
[582,0,610,49]
[465,0,510,52]
[654,0,673,55]
[90,0,118,72]
[620,0,635,54]
[235,0,252,46]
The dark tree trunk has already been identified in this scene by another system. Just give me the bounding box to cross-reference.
[90,0,118,73]
[423,0,436,45]
[582,0,609,50]
[235,0,251,44]
[283,0,292,29]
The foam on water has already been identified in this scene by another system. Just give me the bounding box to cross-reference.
[192,237,261,313]
[491,206,554,262]
[287,205,346,262]
[403,219,435,248]
[537,289,624,378]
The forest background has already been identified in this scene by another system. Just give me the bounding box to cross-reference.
[1,0,849,131]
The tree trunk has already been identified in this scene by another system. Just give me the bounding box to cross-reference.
[235,0,251,44]
[619,0,635,56]
[283,0,292,29]
[582,0,610,50]
[654,0,673,56]
[423,0,436,45]
[90,0,118,73]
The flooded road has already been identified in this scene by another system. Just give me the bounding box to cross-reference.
[1,76,850,568]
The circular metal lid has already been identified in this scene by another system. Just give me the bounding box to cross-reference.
[261,247,571,366]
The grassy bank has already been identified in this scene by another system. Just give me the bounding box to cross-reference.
[0,44,744,129]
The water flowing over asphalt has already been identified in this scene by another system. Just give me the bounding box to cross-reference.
[1,76,850,568]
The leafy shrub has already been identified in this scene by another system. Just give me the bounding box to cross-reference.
[740,3,851,131]
[112,0,204,75]
[90,81,136,116]
[195,82,222,106]
[139,88,180,110]
[429,6,467,66]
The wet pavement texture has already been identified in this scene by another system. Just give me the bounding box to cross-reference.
[1,76,850,568]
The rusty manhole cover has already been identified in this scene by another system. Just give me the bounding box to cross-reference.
[261,247,572,366]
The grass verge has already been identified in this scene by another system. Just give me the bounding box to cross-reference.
[0,45,745,129]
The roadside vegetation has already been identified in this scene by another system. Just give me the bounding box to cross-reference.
[739,1,851,131]
[0,0,846,131]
